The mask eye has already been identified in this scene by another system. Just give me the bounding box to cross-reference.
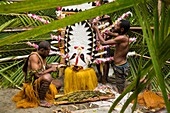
[70,53,76,60]
[80,54,85,62]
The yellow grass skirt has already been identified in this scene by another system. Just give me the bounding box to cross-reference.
[12,79,58,108]
[64,66,98,94]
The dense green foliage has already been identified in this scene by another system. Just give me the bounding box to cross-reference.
[0,0,169,112]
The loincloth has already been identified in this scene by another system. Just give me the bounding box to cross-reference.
[113,62,130,77]
[12,79,58,108]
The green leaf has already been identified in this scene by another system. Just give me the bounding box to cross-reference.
[159,1,166,44]
[0,0,95,13]
[0,60,22,73]
[134,1,170,111]
[0,19,16,32]
[0,0,135,46]
[159,34,170,64]
[164,7,170,37]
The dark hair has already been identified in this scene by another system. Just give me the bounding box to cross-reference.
[120,20,130,34]
[38,41,50,50]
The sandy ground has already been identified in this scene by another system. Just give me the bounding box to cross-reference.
[0,88,61,113]
[0,76,115,113]
[0,88,101,113]
[0,87,168,113]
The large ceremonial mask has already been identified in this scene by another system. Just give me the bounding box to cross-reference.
[64,20,96,69]
[59,2,98,94]
[57,2,96,69]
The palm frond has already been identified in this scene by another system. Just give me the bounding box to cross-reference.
[0,0,135,46]
[0,18,16,31]
[0,0,170,112]
[0,0,95,13]
[133,0,170,110]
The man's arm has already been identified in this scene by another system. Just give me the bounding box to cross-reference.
[101,37,122,45]
[92,25,122,45]
[39,66,57,75]
[46,64,52,69]
[29,55,57,77]
[29,54,42,78]
[92,25,106,44]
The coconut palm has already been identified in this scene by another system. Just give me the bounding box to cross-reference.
[0,0,170,112]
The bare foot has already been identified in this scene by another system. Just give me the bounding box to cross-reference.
[40,100,53,108]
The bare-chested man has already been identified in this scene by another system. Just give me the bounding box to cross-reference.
[23,41,62,107]
[92,20,130,93]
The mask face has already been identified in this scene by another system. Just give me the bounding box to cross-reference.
[64,21,95,69]
[69,50,84,67]
[69,46,91,69]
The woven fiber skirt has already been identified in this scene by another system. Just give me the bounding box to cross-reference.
[12,79,58,108]
[64,66,98,94]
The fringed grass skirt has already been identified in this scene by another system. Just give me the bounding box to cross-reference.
[12,79,58,108]
[64,67,98,94]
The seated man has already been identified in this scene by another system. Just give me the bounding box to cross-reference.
[12,41,62,108]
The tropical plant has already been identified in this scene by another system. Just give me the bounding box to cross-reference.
[109,0,170,112]
[0,0,170,112]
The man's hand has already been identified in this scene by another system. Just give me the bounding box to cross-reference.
[37,65,57,75]
[91,24,98,31]
[51,65,57,72]
[38,71,43,75]
[105,30,112,35]
[50,63,66,69]
[57,64,66,68]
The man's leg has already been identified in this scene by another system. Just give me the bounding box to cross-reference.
[102,61,109,84]
[114,63,130,94]
[51,78,62,91]
[115,73,126,94]
[39,74,53,107]
[102,47,112,84]
[96,64,102,83]
[113,66,126,94]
